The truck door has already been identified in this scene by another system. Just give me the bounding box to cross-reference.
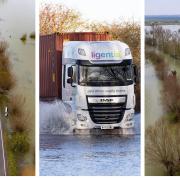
[62,64,76,102]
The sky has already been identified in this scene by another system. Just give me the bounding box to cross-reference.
[146,0,180,15]
[40,0,142,22]
[0,0,35,36]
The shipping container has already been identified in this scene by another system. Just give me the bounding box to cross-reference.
[40,32,111,100]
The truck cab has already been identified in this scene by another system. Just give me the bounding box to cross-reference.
[62,41,138,130]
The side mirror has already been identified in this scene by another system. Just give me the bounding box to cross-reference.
[68,66,73,78]
[132,64,139,83]
[67,78,73,84]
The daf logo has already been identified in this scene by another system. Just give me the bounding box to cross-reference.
[88,97,125,104]
[100,98,113,103]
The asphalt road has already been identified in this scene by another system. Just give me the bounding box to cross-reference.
[0,118,6,176]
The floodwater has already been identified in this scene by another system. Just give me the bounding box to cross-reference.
[0,0,35,165]
[145,25,180,175]
[40,110,140,176]
[145,25,180,32]
[145,56,180,175]
[145,62,164,175]
[145,62,164,128]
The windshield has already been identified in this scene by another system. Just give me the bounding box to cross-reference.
[78,64,134,86]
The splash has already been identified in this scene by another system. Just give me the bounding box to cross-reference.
[40,100,75,135]
[40,100,140,135]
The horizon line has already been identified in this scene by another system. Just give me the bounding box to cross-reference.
[145,14,180,16]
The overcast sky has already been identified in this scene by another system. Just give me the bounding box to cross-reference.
[146,0,180,15]
[40,0,142,22]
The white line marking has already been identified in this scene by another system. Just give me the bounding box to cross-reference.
[0,118,7,176]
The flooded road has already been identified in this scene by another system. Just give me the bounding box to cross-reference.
[145,52,180,175]
[145,62,164,128]
[0,0,35,169]
[40,114,140,176]
[145,24,180,175]
[145,62,164,175]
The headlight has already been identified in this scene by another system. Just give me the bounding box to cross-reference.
[126,113,134,121]
[77,114,87,121]
[125,48,131,56]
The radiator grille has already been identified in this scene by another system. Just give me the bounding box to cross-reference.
[87,96,126,124]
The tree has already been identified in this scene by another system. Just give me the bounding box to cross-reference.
[146,119,180,175]
[88,21,140,65]
[40,3,84,35]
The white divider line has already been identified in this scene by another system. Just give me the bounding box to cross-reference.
[0,118,7,176]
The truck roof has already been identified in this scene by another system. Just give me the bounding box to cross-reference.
[63,41,132,64]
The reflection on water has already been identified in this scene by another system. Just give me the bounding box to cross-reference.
[40,134,140,175]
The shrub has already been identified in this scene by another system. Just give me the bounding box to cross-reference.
[29,32,35,39]
[8,95,32,132]
[0,54,10,72]
[10,132,30,154]
[11,112,31,132]
[0,94,8,108]
[0,41,8,54]
[3,130,18,176]
[0,41,15,93]
[20,34,27,42]
[7,149,18,176]
[146,119,180,176]
[0,71,15,92]
[8,95,25,117]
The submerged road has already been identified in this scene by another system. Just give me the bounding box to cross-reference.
[40,114,140,176]
[0,118,6,176]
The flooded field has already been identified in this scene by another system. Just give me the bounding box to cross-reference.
[145,57,180,175]
[145,25,180,175]
[0,0,35,170]
[145,25,180,32]
[0,0,35,115]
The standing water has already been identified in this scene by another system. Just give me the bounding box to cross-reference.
[145,61,165,175]
[145,61,164,128]
[40,100,140,176]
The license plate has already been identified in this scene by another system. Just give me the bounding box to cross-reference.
[101,125,114,129]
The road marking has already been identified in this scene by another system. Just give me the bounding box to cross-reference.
[0,119,7,176]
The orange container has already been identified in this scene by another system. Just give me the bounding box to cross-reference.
[40,32,111,100]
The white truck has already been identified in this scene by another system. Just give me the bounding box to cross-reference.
[62,41,138,130]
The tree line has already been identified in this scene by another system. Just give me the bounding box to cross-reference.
[146,24,180,59]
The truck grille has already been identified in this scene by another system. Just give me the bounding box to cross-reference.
[87,96,126,124]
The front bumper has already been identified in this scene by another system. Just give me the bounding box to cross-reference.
[75,108,134,129]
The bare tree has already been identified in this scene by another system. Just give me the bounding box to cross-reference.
[88,21,140,64]
[40,3,84,35]
[146,25,180,59]
[146,119,180,175]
